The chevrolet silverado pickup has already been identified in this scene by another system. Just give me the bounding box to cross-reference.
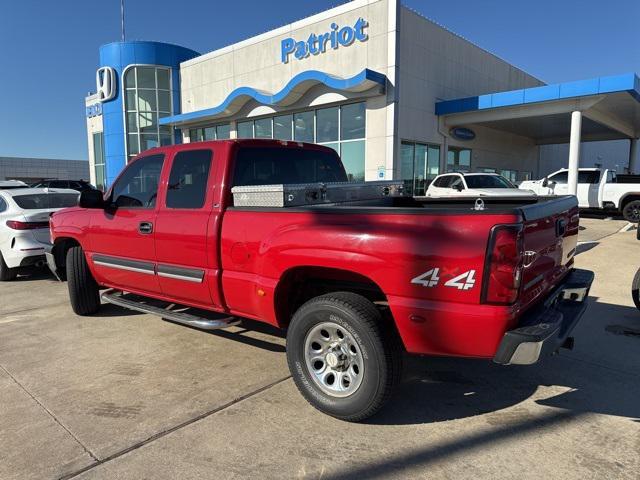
[47,140,594,421]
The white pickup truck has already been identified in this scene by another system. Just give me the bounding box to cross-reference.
[425,172,535,198]
[520,168,640,222]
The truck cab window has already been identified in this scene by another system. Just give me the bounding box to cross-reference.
[549,171,568,184]
[111,154,164,208]
[232,147,347,186]
[578,171,600,184]
[166,150,212,209]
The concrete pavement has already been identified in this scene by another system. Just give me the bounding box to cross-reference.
[0,221,639,479]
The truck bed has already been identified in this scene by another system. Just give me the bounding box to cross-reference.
[230,194,575,222]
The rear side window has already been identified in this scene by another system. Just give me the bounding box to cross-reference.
[232,147,347,186]
[166,149,212,209]
[12,193,78,209]
[578,170,600,184]
[0,196,7,212]
[111,154,164,208]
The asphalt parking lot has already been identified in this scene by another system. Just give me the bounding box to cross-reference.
[1,217,639,480]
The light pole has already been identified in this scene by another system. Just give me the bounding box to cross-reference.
[120,0,125,42]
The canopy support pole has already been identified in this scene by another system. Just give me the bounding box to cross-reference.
[568,111,582,195]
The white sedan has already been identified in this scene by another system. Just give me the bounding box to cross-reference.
[0,188,79,280]
[425,172,536,198]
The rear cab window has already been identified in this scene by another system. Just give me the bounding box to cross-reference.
[232,146,347,186]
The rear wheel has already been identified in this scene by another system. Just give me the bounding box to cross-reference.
[66,246,101,315]
[632,268,640,311]
[622,200,640,223]
[286,292,403,422]
[0,251,17,281]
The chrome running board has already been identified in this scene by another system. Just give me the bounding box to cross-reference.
[101,290,240,331]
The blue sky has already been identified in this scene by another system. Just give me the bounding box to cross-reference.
[1,0,638,160]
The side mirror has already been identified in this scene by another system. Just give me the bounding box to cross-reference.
[79,189,105,209]
[542,178,548,187]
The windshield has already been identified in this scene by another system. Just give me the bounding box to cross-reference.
[12,193,79,209]
[465,175,516,189]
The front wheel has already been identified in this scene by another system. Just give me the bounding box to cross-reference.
[622,200,640,223]
[66,246,101,315]
[632,268,640,311]
[286,292,403,422]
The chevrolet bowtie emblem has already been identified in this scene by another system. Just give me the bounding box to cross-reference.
[523,251,538,267]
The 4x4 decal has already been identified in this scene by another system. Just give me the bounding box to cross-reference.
[412,268,476,290]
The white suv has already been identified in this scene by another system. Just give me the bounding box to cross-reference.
[0,188,78,280]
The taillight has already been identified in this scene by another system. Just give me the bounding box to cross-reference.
[5,220,50,230]
[481,225,524,305]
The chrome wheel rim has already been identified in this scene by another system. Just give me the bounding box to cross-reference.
[304,321,365,398]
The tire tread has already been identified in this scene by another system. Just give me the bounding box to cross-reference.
[66,246,100,315]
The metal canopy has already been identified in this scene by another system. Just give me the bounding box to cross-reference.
[436,73,640,144]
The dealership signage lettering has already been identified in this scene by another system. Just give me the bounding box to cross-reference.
[86,102,103,118]
[281,18,368,63]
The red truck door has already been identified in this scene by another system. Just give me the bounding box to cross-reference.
[153,147,221,307]
[88,153,165,294]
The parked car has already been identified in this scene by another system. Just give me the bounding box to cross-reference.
[0,188,79,280]
[0,180,29,190]
[520,168,640,222]
[425,172,536,198]
[31,179,98,193]
[47,140,593,421]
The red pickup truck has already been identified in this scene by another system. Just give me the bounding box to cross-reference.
[47,140,593,421]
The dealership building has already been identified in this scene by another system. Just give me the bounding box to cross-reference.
[85,0,640,194]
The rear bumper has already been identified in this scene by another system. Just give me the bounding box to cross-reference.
[493,268,594,365]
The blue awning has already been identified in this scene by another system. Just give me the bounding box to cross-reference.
[435,73,640,143]
[161,68,386,127]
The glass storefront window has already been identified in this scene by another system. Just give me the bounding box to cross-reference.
[216,124,231,139]
[274,115,292,140]
[123,66,173,161]
[500,169,518,182]
[92,132,106,191]
[341,140,365,182]
[340,103,365,140]
[254,118,273,139]
[316,107,339,143]
[237,121,253,139]
[294,111,314,143]
[447,147,471,172]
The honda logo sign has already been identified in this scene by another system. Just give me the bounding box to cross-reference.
[96,67,116,102]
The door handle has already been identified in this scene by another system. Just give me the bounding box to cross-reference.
[138,221,153,235]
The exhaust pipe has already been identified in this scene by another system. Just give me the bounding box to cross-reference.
[35,260,46,268]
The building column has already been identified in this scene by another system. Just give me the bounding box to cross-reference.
[567,111,582,195]
[440,135,449,174]
[629,138,639,174]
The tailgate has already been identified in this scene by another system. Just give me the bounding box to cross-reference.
[518,196,579,308]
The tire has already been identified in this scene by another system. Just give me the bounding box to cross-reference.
[286,292,403,422]
[0,251,17,281]
[66,246,101,315]
[622,200,640,223]
[632,268,640,311]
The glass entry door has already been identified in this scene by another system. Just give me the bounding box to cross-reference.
[400,142,440,196]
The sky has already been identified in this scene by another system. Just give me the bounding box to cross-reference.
[0,0,638,161]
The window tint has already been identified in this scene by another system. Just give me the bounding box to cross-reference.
[233,147,347,186]
[50,180,68,188]
[450,176,464,189]
[0,196,7,212]
[434,175,453,188]
[111,154,164,208]
[549,171,568,184]
[166,150,212,209]
[12,193,78,209]
[465,175,515,189]
[578,170,600,184]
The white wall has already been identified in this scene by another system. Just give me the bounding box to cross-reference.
[539,140,632,176]
[395,7,543,177]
